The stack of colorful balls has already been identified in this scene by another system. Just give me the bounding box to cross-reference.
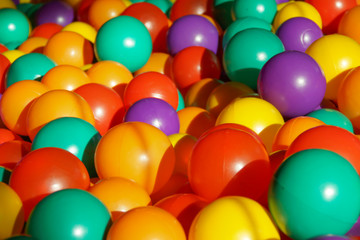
[2,0,360,239]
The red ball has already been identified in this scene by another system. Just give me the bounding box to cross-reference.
[285,125,360,175]
[76,0,95,22]
[188,128,271,201]
[123,71,178,110]
[0,54,10,93]
[0,43,8,53]
[0,140,31,171]
[9,147,90,220]
[305,0,357,34]
[74,83,125,136]
[172,46,221,94]
[121,2,169,52]
[170,0,213,22]
[30,23,63,39]
[0,128,21,145]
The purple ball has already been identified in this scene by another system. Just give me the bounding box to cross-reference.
[167,14,219,55]
[347,216,360,237]
[124,98,180,136]
[276,17,323,52]
[311,236,352,240]
[35,0,74,27]
[12,0,19,5]
[276,0,289,3]
[258,51,326,118]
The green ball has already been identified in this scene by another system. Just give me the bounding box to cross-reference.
[213,0,234,30]
[32,117,101,178]
[95,16,152,73]
[177,89,185,111]
[6,53,56,88]
[307,108,354,133]
[269,149,360,239]
[0,166,11,184]
[26,189,111,240]
[232,0,277,24]
[222,17,272,49]
[6,236,36,240]
[0,8,30,50]
[223,28,284,90]
[145,0,172,15]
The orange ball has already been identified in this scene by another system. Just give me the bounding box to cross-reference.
[134,52,173,78]
[41,65,90,91]
[178,107,216,138]
[123,71,178,110]
[86,60,133,98]
[17,37,47,54]
[0,128,21,145]
[26,89,95,140]
[338,6,360,44]
[88,0,126,30]
[272,116,326,152]
[0,80,49,136]
[95,122,176,194]
[44,31,94,67]
[30,23,63,39]
[185,78,223,109]
[206,81,255,117]
[106,206,186,240]
[338,66,360,131]
[88,177,151,220]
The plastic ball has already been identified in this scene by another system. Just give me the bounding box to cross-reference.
[169,133,197,176]
[134,52,173,78]
[306,34,360,102]
[273,1,322,31]
[347,217,360,237]
[177,89,185,111]
[338,6,360,44]
[6,52,56,88]
[26,189,111,240]
[0,182,24,239]
[26,89,95,140]
[0,54,10,93]
[305,0,357,34]
[232,0,277,23]
[44,31,94,67]
[88,0,126,30]
[125,98,180,136]
[95,122,175,194]
[169,0,213,22]
[185,78,223,109]
[31,117,101,178]
[88,177,151,220]
[86,60,133,97]
[123,71,178,110]
[95,16,152,72]
[2,50,25,63]
[0,8,30,50]
[213,0,234,30]
[285,125,360,175]
[272,116,325,152]
[178,107,216,138]
[0,166,10,183]
[107,206,186,240]
[17,37,47,54]
[0,140,31,171]
[30,22,63,39]
[74,83,125,136]
[5,236,37,240]
[155,193,207,235]
[62,21,97,43]
[121,2,169,52]
[35,0,74,27]
[269,149,360,239]
[307,108,354,133]
[0,43,8,53]
[223,28,284,91]
[189,128,270,201]
[0,0,16,9]
[338,66,360,132]
[167,15,219,55]
[0,80,48,136]
[188,196,280,240]
[276,17,323,52]
[216,97,284,152]
[258,51,326,118]
[206,81,254,117]
[145,0,173,15]
[172,46,222,94]
[0,128,21,145]
[222,17,272,49]
[41,65,90,90]
[9,147,90,219]
[312,236,354,240]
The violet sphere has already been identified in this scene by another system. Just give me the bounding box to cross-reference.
[35,0,74,27]
[258,51,326,118]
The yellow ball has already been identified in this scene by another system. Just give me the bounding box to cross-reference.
[0,0,16,9]
[2,50,25,63]
[62,21,97,43]
[273,1,322,31]
[189,196,280,240]
[216,97,284,152]
[306,34,360,102]
[0,182,24,239]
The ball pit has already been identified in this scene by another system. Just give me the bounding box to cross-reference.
[3,1,360,239]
